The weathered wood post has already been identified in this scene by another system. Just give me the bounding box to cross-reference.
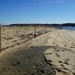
[0,24,1,53]
[45,25,47,33]
[34,25,36,38]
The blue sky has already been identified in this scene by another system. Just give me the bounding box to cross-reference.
[0,0,75,24]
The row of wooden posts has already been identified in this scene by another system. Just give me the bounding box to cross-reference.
[33,25,48,38]
[0,25,48,53]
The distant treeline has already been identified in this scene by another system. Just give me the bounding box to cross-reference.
[2,23,75,27]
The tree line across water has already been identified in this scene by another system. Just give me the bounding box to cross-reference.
[1,23,75,27]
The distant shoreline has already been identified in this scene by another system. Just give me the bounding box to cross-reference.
[1,23,75,27]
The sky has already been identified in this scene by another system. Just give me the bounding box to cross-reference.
[0,0,75,25]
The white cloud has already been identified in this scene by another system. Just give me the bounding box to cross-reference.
[35,2,53,5]
[33,0,64,5]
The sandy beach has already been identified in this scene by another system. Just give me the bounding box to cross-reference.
[0,30,56,75]
[0,0,75,74]
[44,29,75,75]
[0,27,75,75]
[1,26,51,51]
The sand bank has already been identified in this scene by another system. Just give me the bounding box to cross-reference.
[44,29,75,75]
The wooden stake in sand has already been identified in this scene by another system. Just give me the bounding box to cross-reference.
[34,25,36,38]
[45,25,47,33]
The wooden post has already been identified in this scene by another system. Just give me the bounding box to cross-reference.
[0,24,1,53]
[34,25,36,38]
[45,25,47,33]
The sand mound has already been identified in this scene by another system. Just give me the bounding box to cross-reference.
[44,29,75,75]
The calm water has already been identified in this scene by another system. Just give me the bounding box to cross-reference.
[62,26,75,31]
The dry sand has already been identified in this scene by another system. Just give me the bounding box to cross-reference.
[1,26,51,50]
[44,29,75,75]
[0,27,75,75]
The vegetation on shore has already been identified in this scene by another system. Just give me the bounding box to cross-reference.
[1,23,75,27]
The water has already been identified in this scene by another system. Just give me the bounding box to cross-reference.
[62,26,75,31]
